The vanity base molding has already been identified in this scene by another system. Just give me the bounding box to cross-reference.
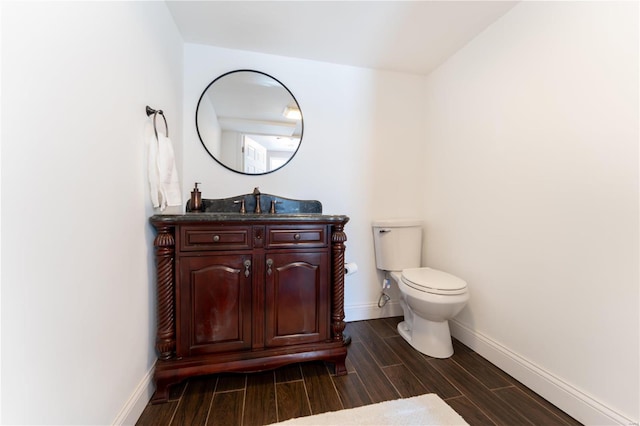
[149,213,349,403]
[152,343,346,403]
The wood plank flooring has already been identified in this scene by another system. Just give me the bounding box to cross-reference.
[136,317,582,426]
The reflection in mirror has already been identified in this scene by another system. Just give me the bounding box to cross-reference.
[196,70,303,175]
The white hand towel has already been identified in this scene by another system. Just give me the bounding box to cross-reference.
[157,134,182,208]
[147,133,161,209]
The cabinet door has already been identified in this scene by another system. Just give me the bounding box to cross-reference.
[264,252,329,347]
[179,254,252,356]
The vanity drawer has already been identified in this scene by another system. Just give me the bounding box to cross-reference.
[180,226,251,251]
[266,225,327,248]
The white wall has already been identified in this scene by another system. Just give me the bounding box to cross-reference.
[423,2,638,424]
[198,95,222,159]
[183,44,426,320]
[1,2,183,424]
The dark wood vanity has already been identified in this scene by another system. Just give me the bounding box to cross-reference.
[149,210,349,403]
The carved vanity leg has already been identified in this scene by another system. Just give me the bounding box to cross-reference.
[331,222,348,344]
[153,225,176,360]
[150,379,171,404]
[333,353,348,376]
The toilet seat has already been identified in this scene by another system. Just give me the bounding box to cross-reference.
[401,267,467,295]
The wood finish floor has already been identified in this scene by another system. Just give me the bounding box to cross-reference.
[136,317,582,426]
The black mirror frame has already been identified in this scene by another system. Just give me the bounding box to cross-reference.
[195,69,304,176]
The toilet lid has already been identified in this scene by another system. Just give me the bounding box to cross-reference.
[401,267,467,295]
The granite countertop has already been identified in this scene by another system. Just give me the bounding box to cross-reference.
[151,191,349,224]
[150,212,349,223]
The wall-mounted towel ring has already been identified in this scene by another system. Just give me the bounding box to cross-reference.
[146,105,169,138]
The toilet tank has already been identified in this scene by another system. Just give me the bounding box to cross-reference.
[372,219,422,271]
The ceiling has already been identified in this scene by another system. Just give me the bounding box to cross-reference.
[165,1,519,76]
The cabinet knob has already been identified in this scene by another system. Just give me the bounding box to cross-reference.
[213,235,220,242]
[244,259,251,277]
[266,258,273,275]
[294,233,301,240]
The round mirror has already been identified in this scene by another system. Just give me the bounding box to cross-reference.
[196,70,303,175]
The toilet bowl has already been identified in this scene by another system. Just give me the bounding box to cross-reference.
[391,269,469,358]
[372,219,469,359]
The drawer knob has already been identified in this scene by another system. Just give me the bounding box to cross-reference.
[213,235,220,242]
[294,233,301,240]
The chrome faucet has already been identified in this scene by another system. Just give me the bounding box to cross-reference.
[253,187,262,213]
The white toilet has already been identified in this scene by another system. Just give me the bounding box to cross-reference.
[372,219,469,358]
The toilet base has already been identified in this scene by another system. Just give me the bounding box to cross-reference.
[397,319,454,358]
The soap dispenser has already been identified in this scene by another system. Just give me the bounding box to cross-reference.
[190,182,202,212]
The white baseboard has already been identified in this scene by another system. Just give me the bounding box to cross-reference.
[344,300,403,322]
[449,319,636,426]
[112,364,155,425]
